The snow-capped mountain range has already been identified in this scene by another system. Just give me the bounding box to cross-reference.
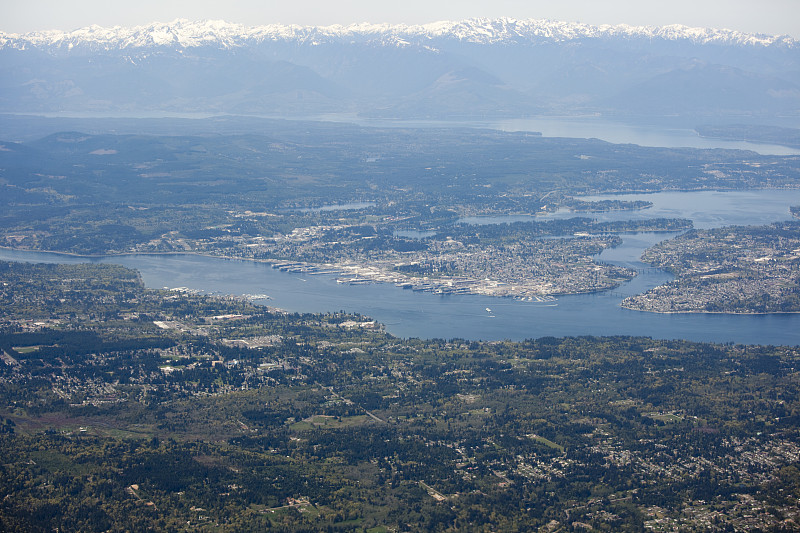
[1,18,795,50]
[1,18,798,121]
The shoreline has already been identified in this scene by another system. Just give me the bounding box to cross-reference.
[0,246,631,300]
[620,303,800,315]
[4,245,800,317]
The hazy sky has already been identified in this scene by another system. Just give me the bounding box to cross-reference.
[3,0,799,38]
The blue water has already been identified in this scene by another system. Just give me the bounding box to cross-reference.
[2,189,800,345]
[461,189,800,229]
[311,114,800,156]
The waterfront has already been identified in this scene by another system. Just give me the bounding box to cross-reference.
[2,189,800,345]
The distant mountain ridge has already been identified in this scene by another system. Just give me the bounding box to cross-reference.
[1,18,798,122]
[2,18,795,50]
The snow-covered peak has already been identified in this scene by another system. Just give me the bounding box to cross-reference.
[0,17,795,52]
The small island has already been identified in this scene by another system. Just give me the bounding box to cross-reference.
[561,198,653,213]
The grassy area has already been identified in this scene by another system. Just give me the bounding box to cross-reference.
[291,415,369,431]
[527,434,565,452]
[102,426,157,439]
[12,346,39,353]
[257,500,321,524]
[646,412,684,423]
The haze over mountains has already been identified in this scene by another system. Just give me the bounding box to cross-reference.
[1,18,798,123]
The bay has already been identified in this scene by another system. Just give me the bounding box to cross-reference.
[312,113,800,156]
[2,189,800,345]
[12,112,799,155]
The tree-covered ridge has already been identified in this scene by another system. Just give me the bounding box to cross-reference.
[1,261,799,531]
